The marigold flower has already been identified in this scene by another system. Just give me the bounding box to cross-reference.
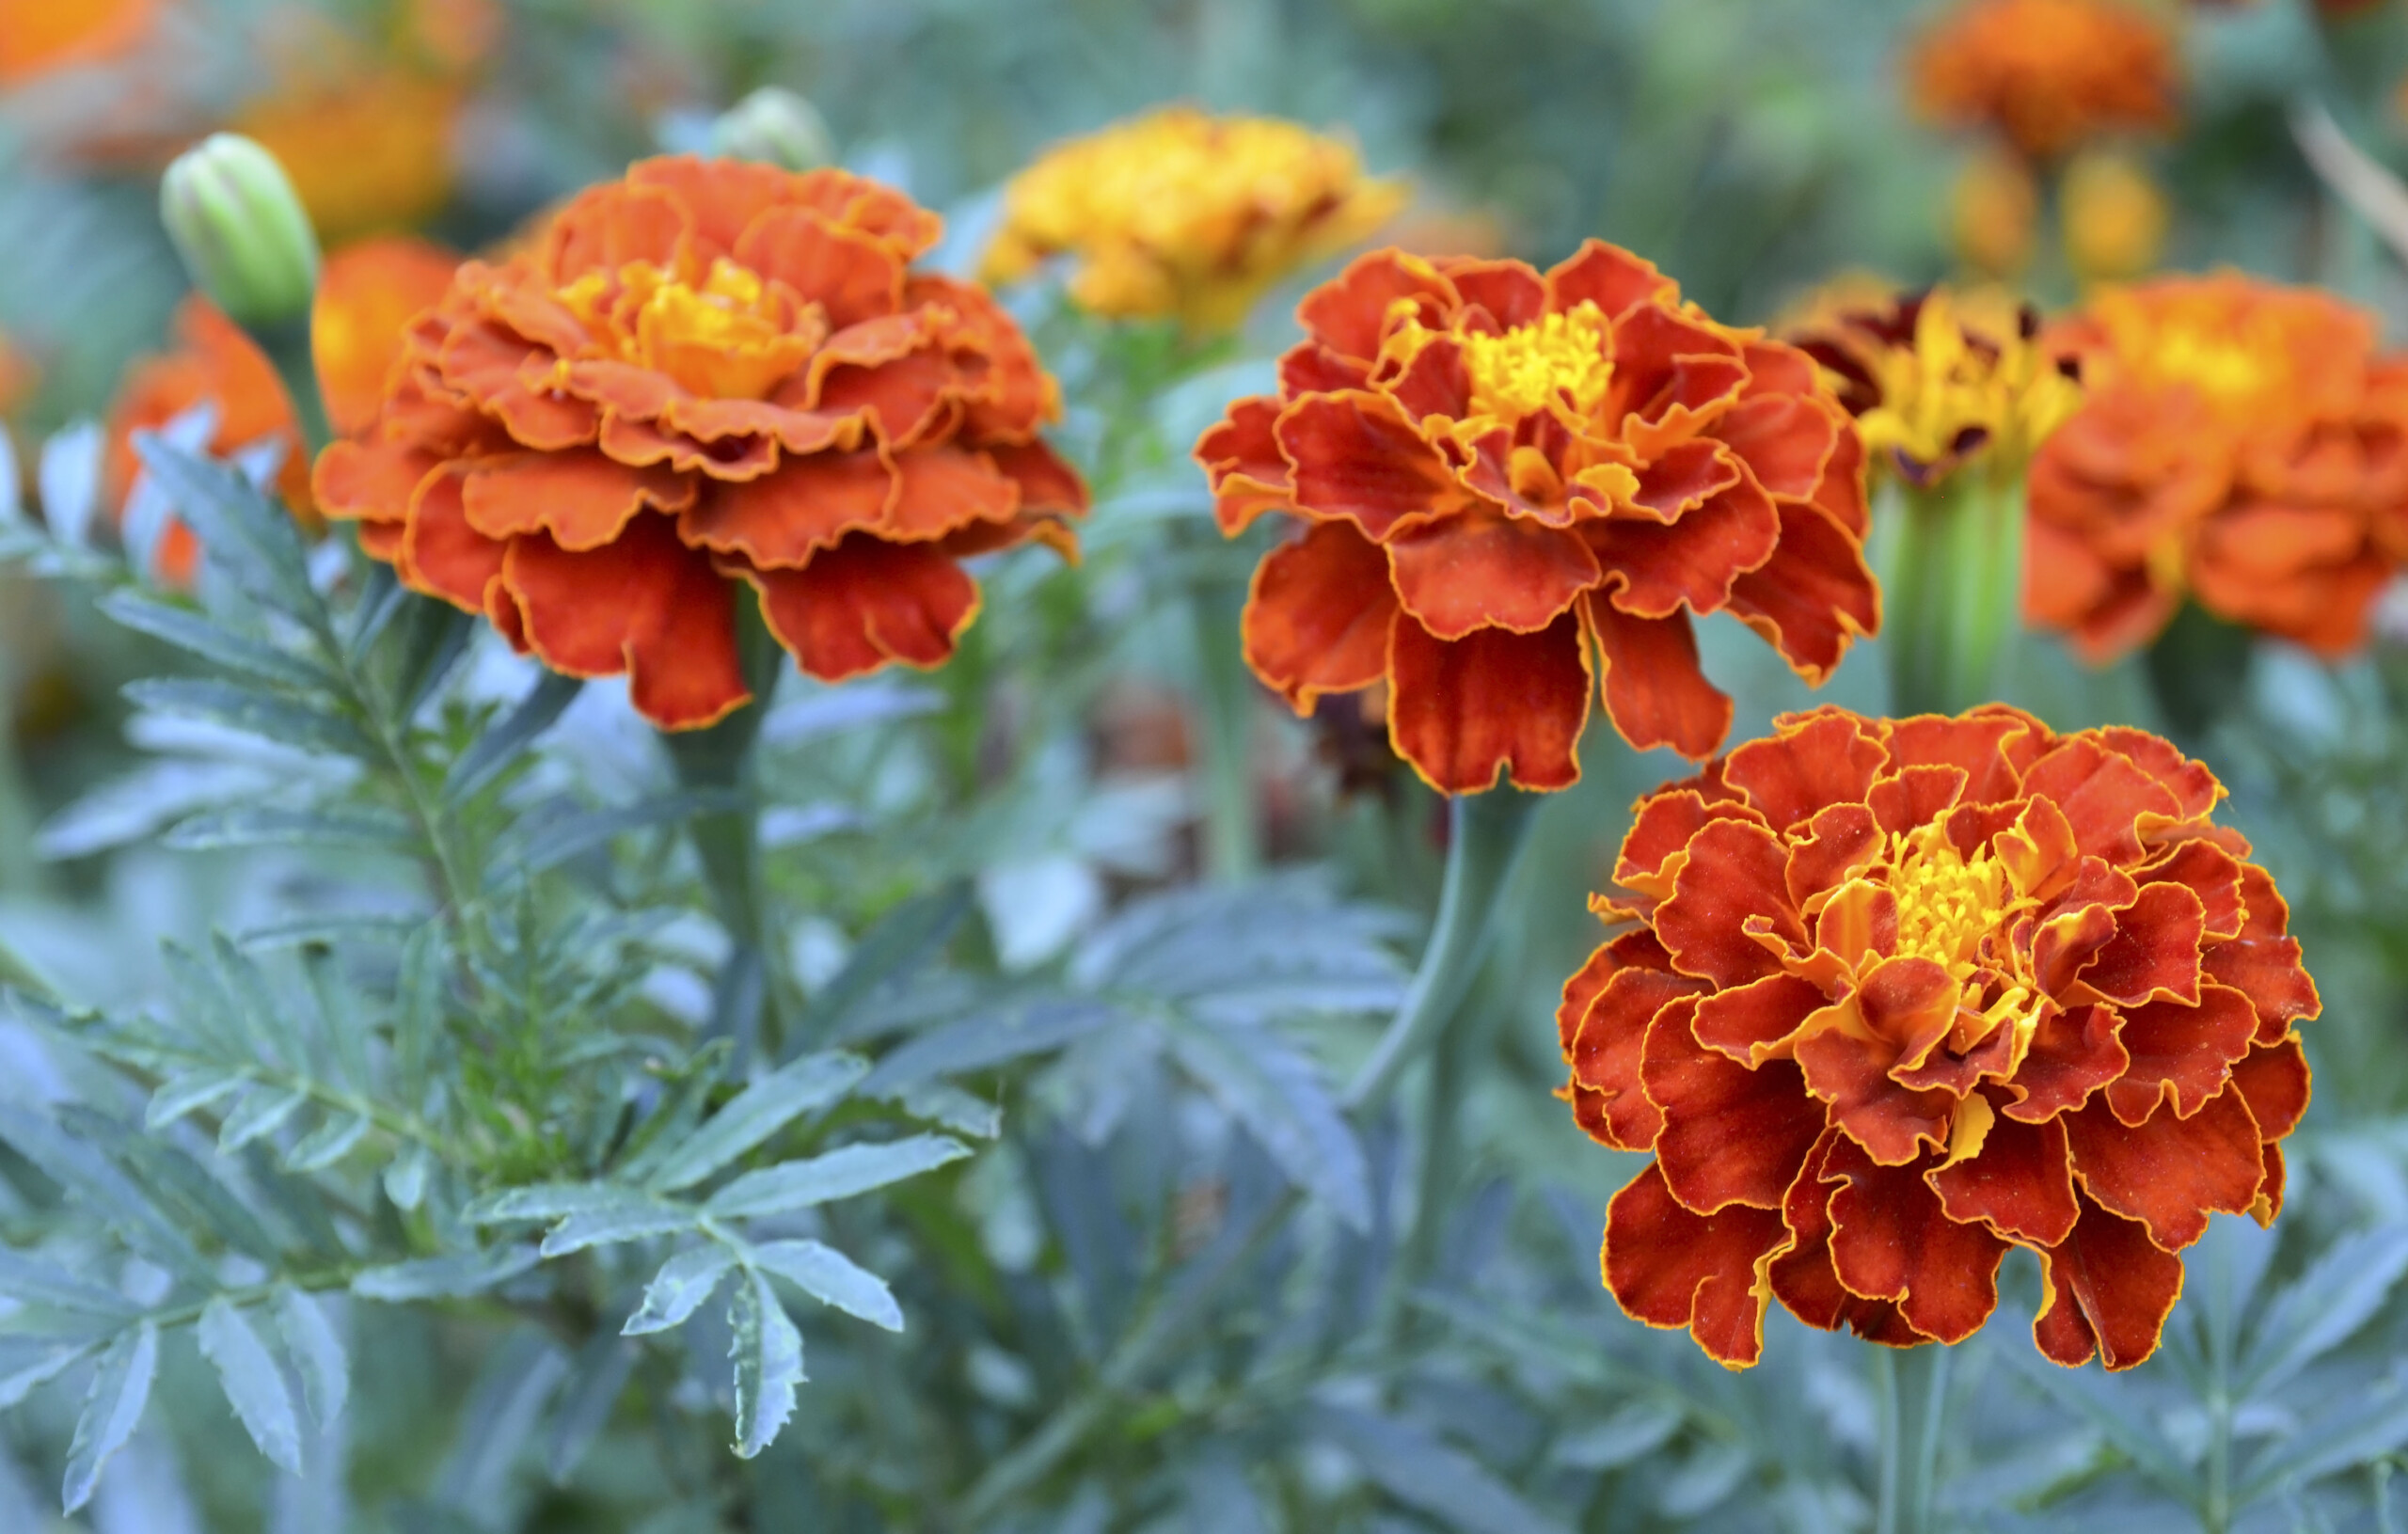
[235,71,462,242]
[1563,705,2317,1370]
[1908,0,2181,162]
[983,106,1407,333]
[313,236,460,436]
[1793,286,2083,488]
[0,0,156,85]
[2061,150,2169,285]
[1195,245,1877,791]
[2027,273,2408,658]
[313,156,1086,730]
[1949,150,2039,278]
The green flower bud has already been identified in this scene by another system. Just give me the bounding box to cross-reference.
[708,88,835,172]
[159,134,322,331]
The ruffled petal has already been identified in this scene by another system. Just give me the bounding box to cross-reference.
[2078,882,2208,1007]
[732,205,905,330]
[1587,475,1780,618]
[1822,1137,2007,1344]
[462,450,695,551]
[1587,600,1733,760]
[1545,239,1677,320]
[1297,249,1456,361]
[1196,396,1293,535]
[399,467,508,612]
[1277,391,1475,541]
[1723,500,1880,683]
[1643,1004,1827,1213]
[750,534,980,680]
[2228,1035,2311,1142]
[1929,1107,2080,1247]
[1242,521,1399,713]
[680,450,895,568]
[499,515,750,729]
[2034,1194,2186,1370]
[1602,1162,1789,1369]
[1385,507,1601,638]
[1722,711,1890,831]
[1691,973,1827,1064]
[2066,1086,2263,1251]
[1385,610,1591,793]
[1655,817,1806,988]
[2099,985,2259,1127]
[1712,393,1839,501]
[1572,975,1708,1151]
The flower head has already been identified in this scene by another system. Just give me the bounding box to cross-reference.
[0,0,156,85]
[2028,273,2408,658]
[235,71,463,242]
[1949,149,2039,277]
[1564,705,2317,1370]
[313,156,1086,730]
[1793,286,2083,487]
[983,106,1406,333]
[2061,149,2169,285]
[1197,245,1877,791]
[1908,0,2181,162]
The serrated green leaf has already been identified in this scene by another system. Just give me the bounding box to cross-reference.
[217,1084,309,1151]
[0,1252,135,1317]
[197,1298,302,1475]
[747,1239,902,1332]
[704,1135,970,1220]
[642,1051,868,1194]
[444,671,582,805]
[610,1040,733,1186]
[539,1203,694,1258]
[281,1112,369,1173]
[502,790,744,879]
[273,1287,347,1426]
[131,435,321,627]
[125,677,373,759]
[855,996,1123,1096]
[2238,1384,2408,1501]
[889,1081,1003,1139]
[164,806,420,854]
[98,589,334,693]
[0,1104,208,1280]
[146,1069,251,1131]
[353,1245,540,1302]
[63,1107,289,1263]
[384,1143,432,1212]
[393,926,444,1110]
[623,1244,739,1336]
[386,597,476,726]
[466,1183,657,1225]
[61,1321,157,1513]
[213,933,315,1080]
[1161,1014,1370,1232]
[727,1270,803,1460]
[0,1341,89,1411]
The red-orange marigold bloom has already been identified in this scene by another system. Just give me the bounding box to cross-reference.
[312,156,1086,730]
[2027,273,2408,659]
[1563,705,2317,1371]
[1195,245,1877,793]
[1907,0,2181,162]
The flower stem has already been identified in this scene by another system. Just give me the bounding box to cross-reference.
[1874,1343,1951,1534]
[1344,787,1542,1113]
[1883,472,2027,718]
[1190,578,1259,882]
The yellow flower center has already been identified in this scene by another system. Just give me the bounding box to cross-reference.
[1455,302,1615,421]
[1852,289,2083,482]
[558,257,817,400]
[1888,821,2015,974]
[2136,322,2273,411]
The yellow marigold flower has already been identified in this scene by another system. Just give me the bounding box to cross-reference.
[1793,286,2083,487]
[234,71,460,241]
[2063,149,2169,284]
[1950,150,2038,277]
[983,105,1406,333]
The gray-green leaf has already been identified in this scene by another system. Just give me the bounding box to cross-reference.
[197,1298,302,1474]
[747,1239,902,1332]
[273,1288,347,1426]
[704,1134,970,1220]
[642,1051,868,1194]
[727,1270,803,1460]
[623,1244,739,1336]
[61,1321,157,1513]
[353,1245,540,1302]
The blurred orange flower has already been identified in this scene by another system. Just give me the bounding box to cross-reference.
[235,71,461,242]
[313,235,460,436]
[2028,274,2408,658]
[1195,245,1877,792]
[1567,705,2316,1369]
[314,157,1087,731]
[1908,0,2180,162]
[0,0,157,85]
[0,334,36,419]
[2061,149,2170,284]
[984,106,1406,333]
[1949,149,2039,277]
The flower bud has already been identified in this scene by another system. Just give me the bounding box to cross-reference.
[160,134,322,331]
[707,88,835,172]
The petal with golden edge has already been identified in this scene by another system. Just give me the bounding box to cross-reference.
[1447,260,1547,329]
[312,438,434,527]
[1655,817,1805,988]
[2034,1193,2187,1370]
[1588,600,1733,761]
[1385,610,1590,794]
[2020,737,2184,865]
[816,349,955,447]
[1276,391,1473,541]
[2001,1003,2129,1124]
[990,441,1086,517]
[1691,973,1827,1065]
[627,157,798,258]
[600,413,781,482]
[2143,841,2247,941]
[1615,788,1765,895]
[1573,974,1708,1151]
[1723,711,1889,832]
[1771,1131,1927,1345]
[462,450,695,552]
[1723,501,1878,684]
[1602,1162,1788,1369]
[2229,1035,2310,1143]
[399,468,508,612]
[1387,336,1472,423]
[1558,942,1623,1061]
[1297,249,1456,362]
[1888,710,2039,806]
[732,206,904,331]
[750,535,980,680]
[1797,1026,1954,1171]
[1929,1107,2080,1247]
[1196,397,1293,535]
[2100,985,2259,1128]
[1278,341,1369,398]
[1867,765,1972,840]
[1813,879,1899,975]
[1626,438,1739,522]
[1712,392,1839,501]
[1384,507,1601,639]
[2078,882,2208,1008]
[2067,1085,2262,1252]
[501,517,750,730]
[542,180,691,280]
[1243,521,1399,715]
[1545,240,1677,322]
[436,323,599,451]
[1822,1137,2007,1344]
[2201,922,2321,1045]
[680,450,895,569]
[1784,802,1883,913]
[1643,1002,1826,1213]
[1587,475,1781,620]
[885,448,1020,542]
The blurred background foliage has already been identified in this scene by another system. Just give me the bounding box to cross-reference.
[2,0,2408,1530]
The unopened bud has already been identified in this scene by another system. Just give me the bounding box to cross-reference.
[160,134,321,330]
[708,88,835,172]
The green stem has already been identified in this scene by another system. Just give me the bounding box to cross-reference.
[1874,1343,1951,1534]
[1190,580,1259,882]
[1344,788,1542,1112]
[1883,471,2026,718]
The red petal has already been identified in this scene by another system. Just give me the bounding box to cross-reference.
[2080,883,2208,1008]
[732,206,904,330]
[2201,931,2321,1043]
[1930,1108,2080,1246]
[462,450,695,551]
[1298,251,1458,361]
[1545,240,1677,320]
[816,350,954,446]
[2067,1086,2263,1251]
[1723,711,1889,831]
[1276,391,1473,541]
[1643,1005,1827,1212]
[399,468,507,612]
[1628,439,1740,521]
[1797,1026,1953,1169]
[2002,1003,2129,1123]
[1888,710,2042,804]
[1867,765,1972,839]
[312,438,434,527]
[1386,337,1471,422]
[1722,500,1878,684]
[1655,817,1805,988]
[1196,396,1293,535]
[681,451,895,569]
[1242,521,1399,713]
[1385,508,1601,638]
[2021,738,2184,864]
[1771,1131,1928,1343]
[750,535,979,680]
[2034,1194,2186,1369]
[1277,341,1369,397]
[1823,1137,2008,1344]
[1712,391,1840,501]
[2142,841,2247,941]
[1572,973,1708,1150]
[499,517,749,728]
[886,447,1020,541]
[1588,475,1781,618]
[1447,260,1548,328]
[1784,802,1883,912]
[1385,610,1590,793]
[1691,973,1828,1064]
[2229,1035,2311,1142]
[2100,985,2259,1127]
[1588,600,1733,760]
[1602,1162,1788,1368]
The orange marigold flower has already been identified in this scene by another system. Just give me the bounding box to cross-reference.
[235,71,461,242]
[1195,245,1878,792]
[983,106,1407,334]
[314,235,461,437]
[0,0,156,85]
[2027,273,2408,658]
[1564,705,2317,1371]
[312,156,1087,731]
[1948,149,2039,278]
[1907,0,2181,162]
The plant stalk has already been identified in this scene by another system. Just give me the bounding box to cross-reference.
[1874,1342,1951,1534]
[1190,578,1259,882]
[1881,471,2027,719]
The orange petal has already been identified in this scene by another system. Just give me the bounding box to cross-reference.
[2033,1193,2185,1370]
[1602,1162,1788,1369]
[2099,985,2258,1127]
[732,205,904,331]
[542,179,691,279]
[1867,765,1972,839]
[1196,396,1293,535]
[1242,521,1398,714]
[1629,438,1741,522]
[1654,817,1804,988]
[2142,842,2247,941]
[1712,393,1839,501]
[1447,260,1547,328]
[499,516,750,730]
[2066,1085,2262,1251]
[1297,249,1457,362]
[1723,500,1879,683]
[312,437,435,527]
[1385,610,1590,794]
[1723,711,1890,831]
[1798,1033,1953,1171]
[1587,600,1732,760]
[817,350,956,447]
[1384,508,1600,639]
[750,535,979,680]
[681,450,895,569]
[2201,929,2321,1044]
[314,236,459,437]
[1823,1136,2007,1344]
[2020,737,2184,865]
[2078,882,2207,1008]
[1642,1004,1827,1213]
[2229,1035,2310,1143]
[436,322,598,451]
[1691,973,1826,1064]
[885,448,1020,541]
[399,467,507,612]
[2002,1003,2130,1124]
[1278,340,1370,397]
[1888,711,2039,804]
[463,450,695,551]
[1771,1131,1926,1345]
[1545,240,1677,322]
[1929,1107,2079,1247]
[1571,973,1707,1151]
[1588,477,1780,619]
[1276,391,1472,541]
